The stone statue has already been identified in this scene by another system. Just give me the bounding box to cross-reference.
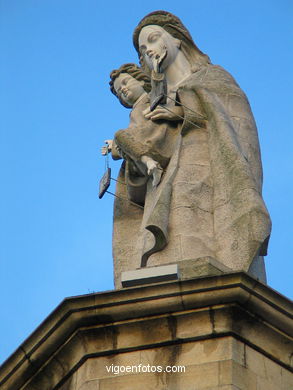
[109,63,171,187]
[103,63,182,195]
[105,11,271,287]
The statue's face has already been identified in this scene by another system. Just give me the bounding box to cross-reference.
[113,73,145,106]
[138,25,180,72]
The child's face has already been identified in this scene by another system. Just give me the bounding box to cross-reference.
[114,73,145,106]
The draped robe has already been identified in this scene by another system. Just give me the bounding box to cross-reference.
[113,64,271,287]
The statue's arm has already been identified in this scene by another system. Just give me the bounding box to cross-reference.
[101,139,122,160]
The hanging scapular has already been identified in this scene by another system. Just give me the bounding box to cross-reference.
[98,145,144,209]
[99,145,111,199]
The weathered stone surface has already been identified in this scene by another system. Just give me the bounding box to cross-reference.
[219,360,257,389]
[178,257,232,279]
[59,340,292,390]
[0,273,291,390]
[282,367,293,390]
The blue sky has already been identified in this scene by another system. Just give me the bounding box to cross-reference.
[0,0,292,364]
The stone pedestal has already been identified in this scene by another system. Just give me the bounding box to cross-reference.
[0,273,292,390]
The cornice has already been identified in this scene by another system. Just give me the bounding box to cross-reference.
[0,272,292,390]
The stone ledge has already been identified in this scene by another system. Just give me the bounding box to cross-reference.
[0,272,292,390]
[121,264,179,287]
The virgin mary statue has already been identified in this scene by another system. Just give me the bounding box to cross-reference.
[112,11,271,287]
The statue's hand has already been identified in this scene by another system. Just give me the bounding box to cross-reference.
[101,139,113,156]
[144,106,184,121]
[141,156,163,187]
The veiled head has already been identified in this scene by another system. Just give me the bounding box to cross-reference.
[133,11,210,74]
[138,25,181,72]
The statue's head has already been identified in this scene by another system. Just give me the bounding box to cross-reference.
[138,25,182,73]
[133,11,210,74]
[109,63,151,108]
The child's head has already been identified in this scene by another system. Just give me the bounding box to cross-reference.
[110,63,151,108]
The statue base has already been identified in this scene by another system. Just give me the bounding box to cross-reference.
[0,273,292,390]
[116,256,267,288]
[121,257,231,288]
[121,264,179,287]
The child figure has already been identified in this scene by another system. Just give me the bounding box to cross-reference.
[102,63,182,187]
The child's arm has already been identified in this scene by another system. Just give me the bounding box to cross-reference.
[101,140,122,160]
